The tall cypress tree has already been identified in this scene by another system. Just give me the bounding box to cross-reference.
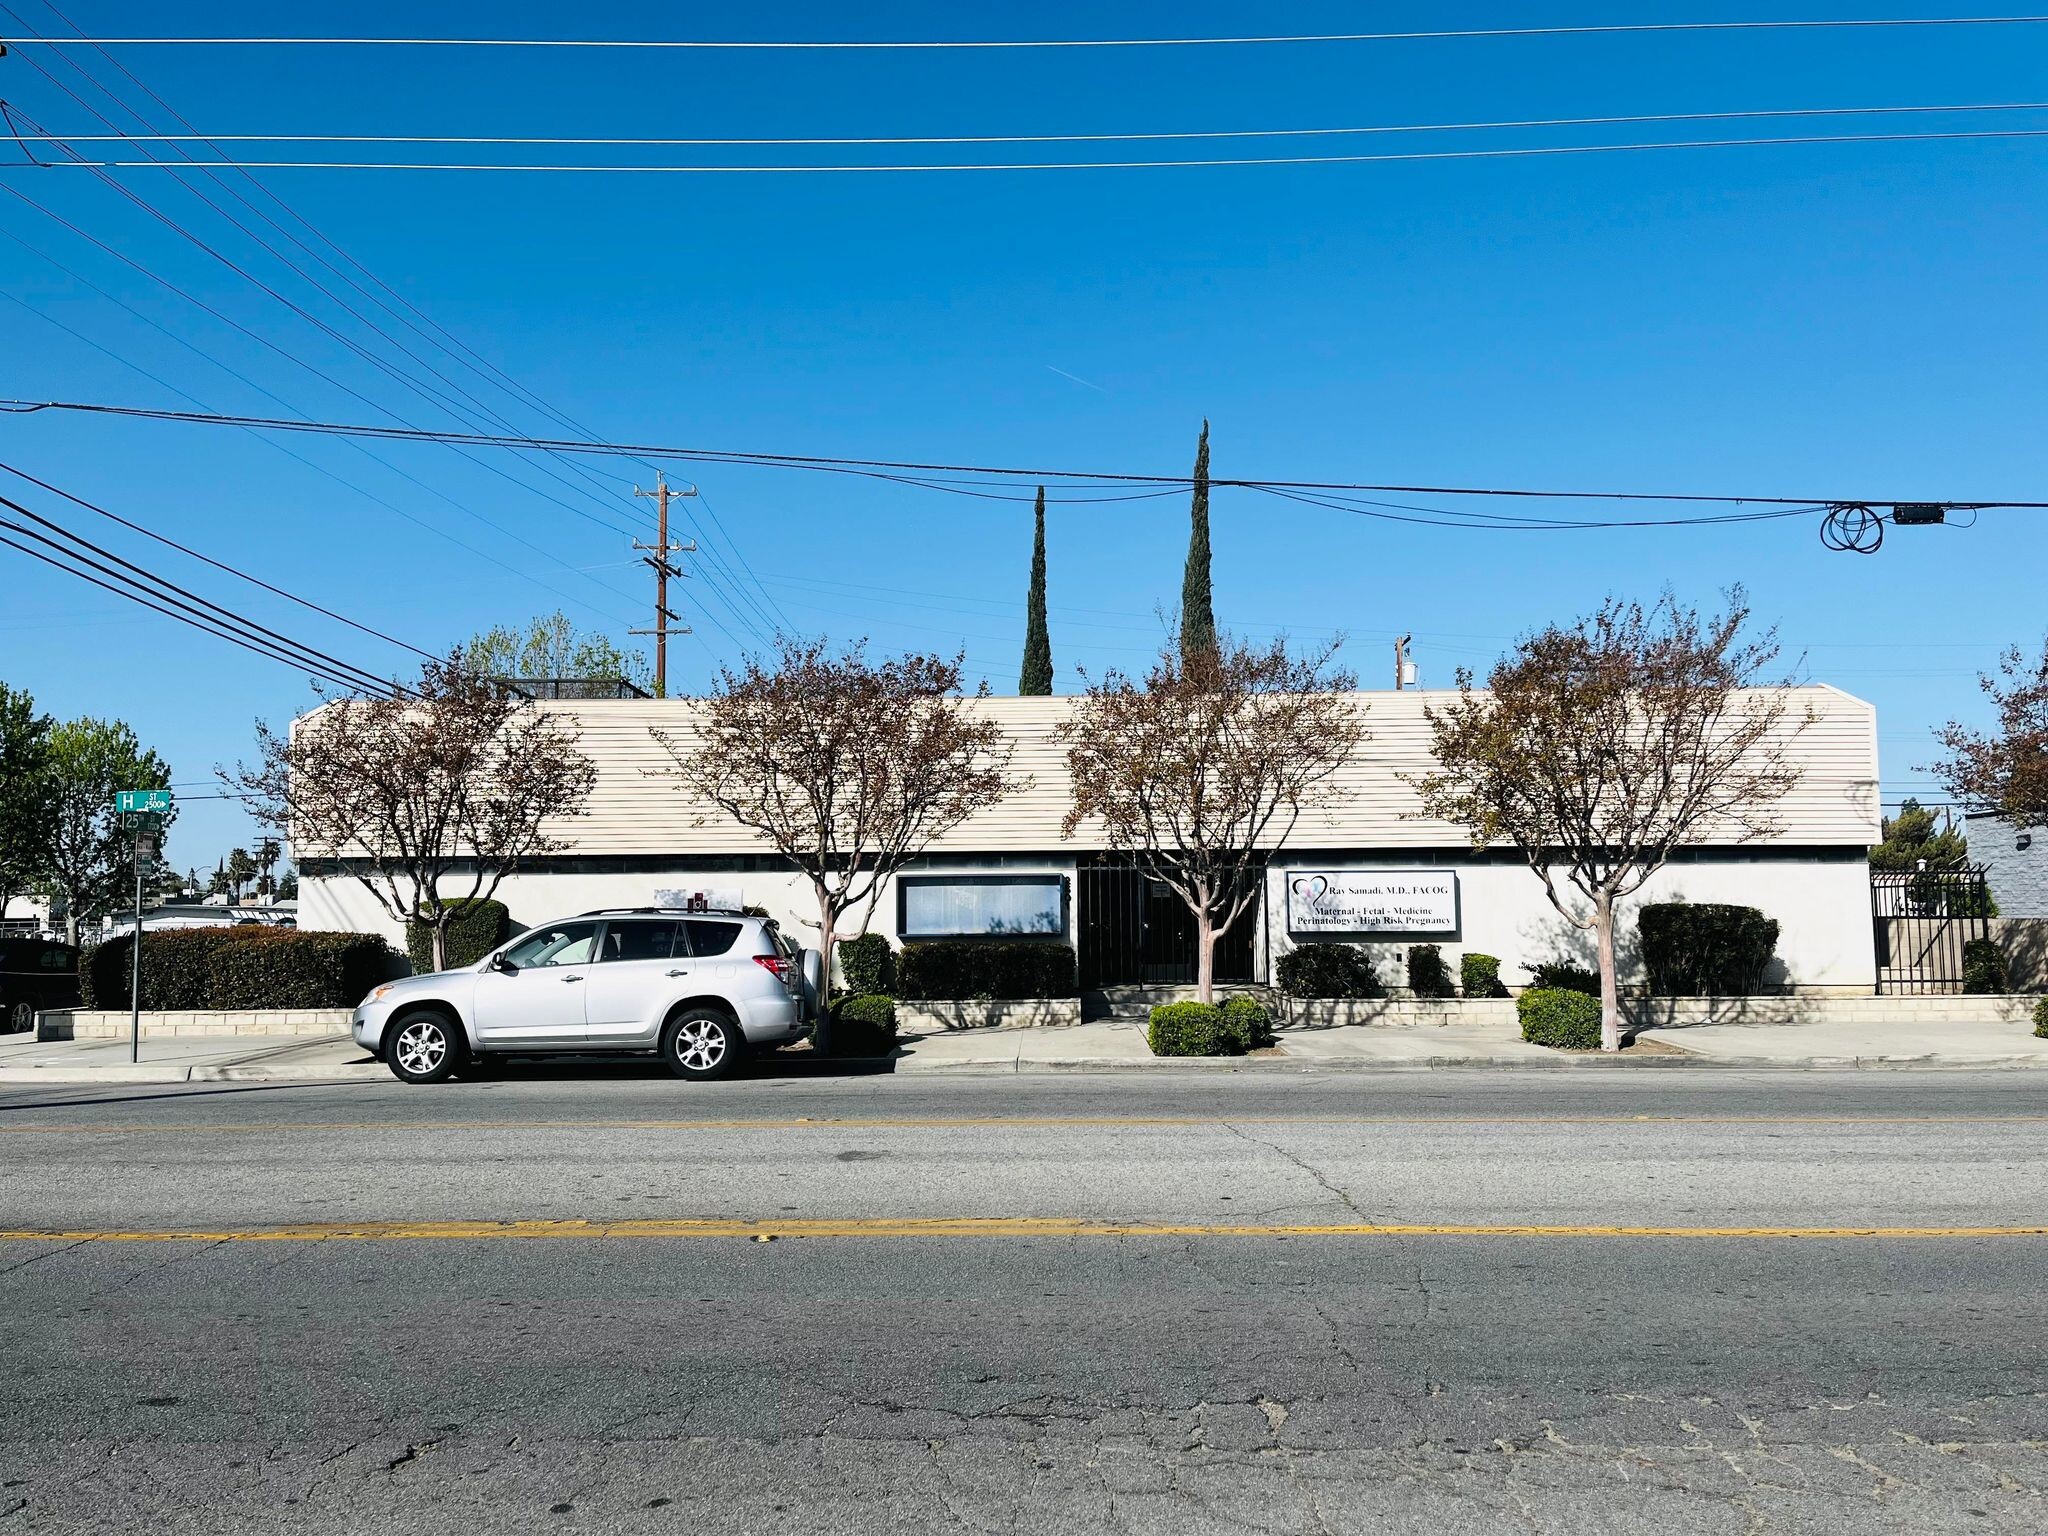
[1179,419,1218,663]
[1019,485,1054,695]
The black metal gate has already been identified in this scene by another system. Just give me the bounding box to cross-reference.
[1871,866,1992,994]
[1077,857,1258,989]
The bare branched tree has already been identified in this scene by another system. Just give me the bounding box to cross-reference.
[228,657,598,971]
[1060,636,1365,1004]
[651,639,1024,1016]
[1410,590,1809,1051]
[1931,639,2048,826]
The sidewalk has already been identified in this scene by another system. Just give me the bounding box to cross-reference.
[5,1014,2046,1085]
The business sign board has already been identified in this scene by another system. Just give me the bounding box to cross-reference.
[1285,870,1459,935]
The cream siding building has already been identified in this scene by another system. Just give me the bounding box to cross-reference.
[299,686,1881,991]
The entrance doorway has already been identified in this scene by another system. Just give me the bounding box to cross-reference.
[1076,858,1258,988]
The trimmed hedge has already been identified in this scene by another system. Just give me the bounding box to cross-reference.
[825,993,899,1057]
[82,928,245,1010]
[1220,994,1276,1050]
[1148,1001,1238,1057]
[405,898,511,974]
[82,925,401,1010]
[1460,952,1507,999]
[896,940,1077,1000]
[1530,958,1601,997]
[207,931,402,1009]
[2033,997,2048,1039]
[836,932,895,996]
[1407,944,1456,999]
[1518,987,1604,1050]
[1274,943,1385,999]
[1962,938,2010,996]
[1639,902,1779,996]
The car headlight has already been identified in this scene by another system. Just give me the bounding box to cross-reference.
[366,983,398,1005]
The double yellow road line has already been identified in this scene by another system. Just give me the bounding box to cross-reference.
[4,1217,2046,1243]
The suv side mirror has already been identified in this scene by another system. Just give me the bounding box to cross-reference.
[489,952,517,974]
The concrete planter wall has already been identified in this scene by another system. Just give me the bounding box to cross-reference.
[896,999,1083,1032]
[1279,998,1516,1030]
[39,1008,351,1041]
[1277,994,2039,1030]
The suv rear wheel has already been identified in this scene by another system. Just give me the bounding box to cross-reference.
[662,1007,740,1082]
[386,1010,462,1085]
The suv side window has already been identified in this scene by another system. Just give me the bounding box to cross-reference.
[601,921,682,964]
[503,921,601,969]
[683,920,743,958]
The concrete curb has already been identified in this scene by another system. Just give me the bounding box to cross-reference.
[0,1062,387,1085]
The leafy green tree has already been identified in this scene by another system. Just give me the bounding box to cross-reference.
[1869,798,1970,871]
[1019,486,1054,695]
[1179,420,1217,664]
[465,610,650,691]
[0,682,56,922]
[275,869,299,902]
[255,837,282,899]
[38,717,173,945]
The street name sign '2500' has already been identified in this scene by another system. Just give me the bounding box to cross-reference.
[1285,870,1459,935]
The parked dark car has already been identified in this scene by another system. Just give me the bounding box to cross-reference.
[0,936,79,1033]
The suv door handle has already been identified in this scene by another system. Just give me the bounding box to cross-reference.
[666,968,690,977]
[562,975,584,983]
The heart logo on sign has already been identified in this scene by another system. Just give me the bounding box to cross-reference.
[1291,875,1330,902]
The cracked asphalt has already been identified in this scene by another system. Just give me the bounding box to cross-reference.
[3,1068,2047,1532]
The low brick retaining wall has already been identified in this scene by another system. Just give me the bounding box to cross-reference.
[1278,995,2039,1030]
[38,1008,351,1041]
[897,999,1083,1032]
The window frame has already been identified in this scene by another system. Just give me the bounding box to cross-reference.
[895,873,1070,941]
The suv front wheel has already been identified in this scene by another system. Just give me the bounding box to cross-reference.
[386,1010,463,1084]
[662,1007,741,1082]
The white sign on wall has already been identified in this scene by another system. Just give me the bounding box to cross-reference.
[1285,870,1459,934]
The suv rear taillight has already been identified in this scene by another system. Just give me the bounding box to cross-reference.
[753,953,789,981]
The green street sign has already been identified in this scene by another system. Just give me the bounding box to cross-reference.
[120,810,165,834]
[116,789,173,814]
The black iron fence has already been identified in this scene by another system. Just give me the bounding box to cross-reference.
[1870,866,1992,994]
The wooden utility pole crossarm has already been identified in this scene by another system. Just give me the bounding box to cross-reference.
[632,472,696,697]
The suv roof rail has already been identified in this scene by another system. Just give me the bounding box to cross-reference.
[576,906,752,918]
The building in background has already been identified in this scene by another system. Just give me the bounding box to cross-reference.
[299,688,1881,992]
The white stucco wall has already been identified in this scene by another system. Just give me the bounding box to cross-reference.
[1260,855,1875,992]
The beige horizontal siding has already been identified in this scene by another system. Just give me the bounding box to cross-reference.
[487,685,1877,856]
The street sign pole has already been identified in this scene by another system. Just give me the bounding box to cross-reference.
[131,846,143,1064]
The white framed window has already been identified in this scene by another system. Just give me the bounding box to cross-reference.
[899,875,1067,939]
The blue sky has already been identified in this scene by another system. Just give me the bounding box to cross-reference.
[2,1,2046,871]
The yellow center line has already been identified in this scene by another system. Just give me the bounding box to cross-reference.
[2,1218,2045,1243]
[5,1113,2048,1135]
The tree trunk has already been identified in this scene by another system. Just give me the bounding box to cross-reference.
[814,884,839,1051]
[1195,914,1217,1005]
[430,920,449,973]
[63,901,78,948]
[1595,887,1622,1052]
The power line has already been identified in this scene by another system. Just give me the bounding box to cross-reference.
[0,459,437,660]
[23,126,2048,174]
[0,487,406,695]
[11,398,2039,512]
[17,100,2048,148]
[18,17,2048,49]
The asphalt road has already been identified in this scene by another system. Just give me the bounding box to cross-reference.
[4,1068,2048,1533]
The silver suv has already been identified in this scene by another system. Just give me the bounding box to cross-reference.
[352,909,820,1085]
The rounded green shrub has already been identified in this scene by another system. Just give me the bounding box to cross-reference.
[2033,997,2048,1039]
[1962,938,2010,996]
[1274,944,1385,999]
[1639,902,1780,996]
[1407,944,1456,999]
[1148,1001,1239,1057]
[1518,987,1604,1050]
[1460,952,1508,999]
[406,899,510,974]
[836,932,895,996]
[1530,959,1601,997]
[826,993,899,1056]
[1220,994,1276,1050]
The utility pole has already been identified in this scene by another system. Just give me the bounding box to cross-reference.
[1394,634,1415,690]
[631,472,695,697]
